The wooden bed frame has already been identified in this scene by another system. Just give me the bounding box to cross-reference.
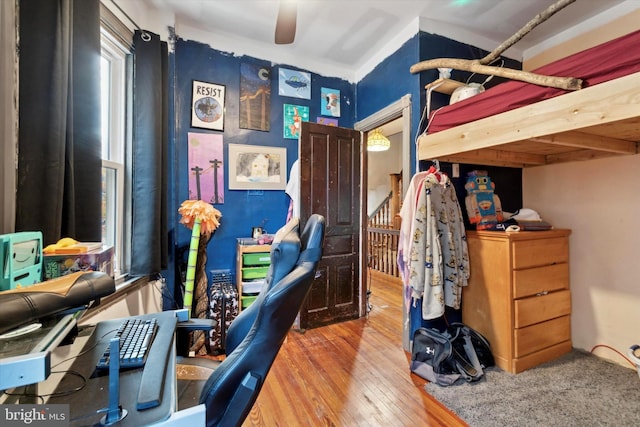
[417,71,640,168]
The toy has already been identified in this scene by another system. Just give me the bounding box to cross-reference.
[43,246,114,280]
[464,170,504,230]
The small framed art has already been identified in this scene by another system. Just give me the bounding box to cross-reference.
[278,68,311,99]
[191,80,225,131]
[228,144,287,190]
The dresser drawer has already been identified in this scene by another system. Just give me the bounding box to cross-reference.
[514,289,571,328]
[513,263,569,299]
[512,237,569,269]
[514,315,571,357]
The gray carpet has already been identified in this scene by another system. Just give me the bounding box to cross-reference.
[425,349,640,427]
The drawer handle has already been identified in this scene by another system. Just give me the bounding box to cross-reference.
[536,291,549,297]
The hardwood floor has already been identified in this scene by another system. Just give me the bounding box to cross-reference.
[243,278,467,427]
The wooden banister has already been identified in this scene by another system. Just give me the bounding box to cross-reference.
[367,172,403,279]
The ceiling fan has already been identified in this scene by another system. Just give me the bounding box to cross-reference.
[275,0,297,44]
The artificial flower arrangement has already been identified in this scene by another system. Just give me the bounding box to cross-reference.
[178,200,222,317]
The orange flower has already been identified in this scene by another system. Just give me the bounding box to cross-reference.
[178,200,222,236]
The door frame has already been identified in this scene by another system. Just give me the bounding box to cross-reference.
[354,94,412,198]
[354,94,411,339]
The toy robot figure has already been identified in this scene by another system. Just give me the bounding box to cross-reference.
[465,170,504,230]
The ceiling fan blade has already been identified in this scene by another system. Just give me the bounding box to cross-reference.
[275,0,297,44]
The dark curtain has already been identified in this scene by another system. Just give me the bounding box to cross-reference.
[130,30,169,275]
[16,0,102,245]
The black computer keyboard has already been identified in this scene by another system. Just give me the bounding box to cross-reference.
[96,318,158,370]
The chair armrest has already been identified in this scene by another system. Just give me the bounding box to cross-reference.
[221,372,260,426]
[176,318,216,332]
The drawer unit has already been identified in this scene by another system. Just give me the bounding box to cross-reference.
[241,266,269,280]
[242,252,271,266]
[514,289,571,328]
[236,240,271,311]
[463,229,572,373]
[512,263,569,299]
[241,295,258,309]
[242,280,265,294]
[511,236,569,269]
[514,315,571,358]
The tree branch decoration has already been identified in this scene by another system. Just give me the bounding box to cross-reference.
[410,0,583,91]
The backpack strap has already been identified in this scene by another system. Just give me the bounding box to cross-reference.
[451,346,480,381]
[461,327,484,377]
[448,324,484,382]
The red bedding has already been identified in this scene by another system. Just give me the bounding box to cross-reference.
[427,29,640,134]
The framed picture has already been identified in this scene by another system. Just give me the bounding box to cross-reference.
[283,104,309,139]
[278,68,311,99]
[320,87,340,117]
[191,80,225,131]
[317,116,338,127]
[187,132,225,204]
[240,62,271,131]
[228,144,287,190]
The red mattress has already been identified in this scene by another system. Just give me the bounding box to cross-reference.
[427,29,640,134]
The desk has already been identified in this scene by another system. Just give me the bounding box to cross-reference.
[44,311,202,426]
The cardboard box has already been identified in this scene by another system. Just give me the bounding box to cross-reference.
[44,246,114,280]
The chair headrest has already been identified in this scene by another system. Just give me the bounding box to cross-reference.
[264,218,300,287]
[298,214,325,263]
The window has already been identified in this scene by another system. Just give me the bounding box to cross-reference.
[100,24,131,279]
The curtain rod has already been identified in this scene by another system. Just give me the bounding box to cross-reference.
[109,0,151,41]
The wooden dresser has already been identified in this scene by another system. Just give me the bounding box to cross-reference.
[463,229,572,373]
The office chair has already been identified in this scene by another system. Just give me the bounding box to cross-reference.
[174,217,303,396]
[224,217,301,354]
[176,214,325,427]
[176,217,302,360]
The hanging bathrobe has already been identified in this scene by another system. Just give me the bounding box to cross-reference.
[398,170,432,312]
[405,171,470,320]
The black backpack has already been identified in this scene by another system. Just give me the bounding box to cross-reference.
[410,322,494,386]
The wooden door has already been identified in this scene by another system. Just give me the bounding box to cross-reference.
[298,122,364,329]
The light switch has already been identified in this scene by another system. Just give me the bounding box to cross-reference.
[452,163,459,178]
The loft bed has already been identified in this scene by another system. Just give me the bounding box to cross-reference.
[417,29,640,168]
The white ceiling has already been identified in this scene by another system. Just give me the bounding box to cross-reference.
[128,0,632,81]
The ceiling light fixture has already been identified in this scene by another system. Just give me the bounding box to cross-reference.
[367,128,390,152]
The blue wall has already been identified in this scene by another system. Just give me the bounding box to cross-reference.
[163,32,523,309]
[165,38,355,306]
[417,32,522,124]
[415,32,523,220]
[355,32,521,179]
[356,34,422,175]
[367,32,523,336]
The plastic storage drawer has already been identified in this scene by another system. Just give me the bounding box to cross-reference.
[241,266,269,280]
[241,295,258,309]
[242,252,270,266]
